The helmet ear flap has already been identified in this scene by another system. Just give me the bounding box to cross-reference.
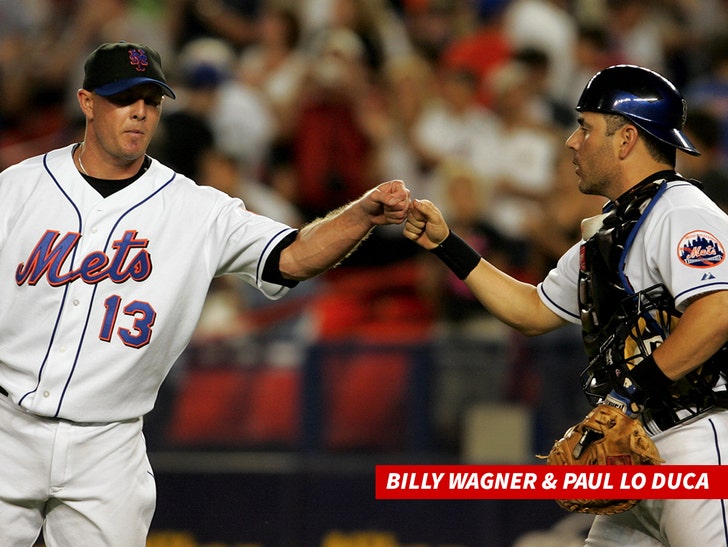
[576,65,700,156]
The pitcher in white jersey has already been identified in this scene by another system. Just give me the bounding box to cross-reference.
[0,41,411,546]
[405,65,728,546]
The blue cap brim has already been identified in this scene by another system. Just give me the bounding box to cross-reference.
[93,77,176,99]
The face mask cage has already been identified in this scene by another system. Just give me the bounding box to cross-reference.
[580,284,725,421]
[580,284,677,406]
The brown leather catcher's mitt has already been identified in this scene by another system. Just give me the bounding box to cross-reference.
[544,404,664,515]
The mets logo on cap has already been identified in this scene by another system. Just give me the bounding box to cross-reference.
[128,48,149,72]
[677,230,726,268]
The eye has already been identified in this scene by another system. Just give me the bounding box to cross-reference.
[105,90,164,107]
[145,96,164,107]
[106,93,138,107]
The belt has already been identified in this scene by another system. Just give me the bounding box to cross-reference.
[0,386,7,397]
[642,407,697,435]
[641,386,728,435]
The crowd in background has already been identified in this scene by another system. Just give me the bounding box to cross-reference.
[3,0,728,456]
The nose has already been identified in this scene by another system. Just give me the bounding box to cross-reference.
[565,128,580,150]
[130,99,147,120]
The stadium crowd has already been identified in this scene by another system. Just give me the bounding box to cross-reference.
[3,0,728,457]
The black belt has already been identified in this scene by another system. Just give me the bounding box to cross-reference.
[642,387,728,434]
[0,386,7,397]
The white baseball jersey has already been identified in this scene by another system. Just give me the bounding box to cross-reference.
[0,144,296,422]
[538,177,728,321]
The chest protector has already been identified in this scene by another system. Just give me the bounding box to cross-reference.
[578,176,728,426]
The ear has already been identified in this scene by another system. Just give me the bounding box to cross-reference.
[77,89,94,119]
[617,124,639,159]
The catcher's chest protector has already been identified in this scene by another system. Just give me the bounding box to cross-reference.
[578,178,663,361]
[578,175,728,420]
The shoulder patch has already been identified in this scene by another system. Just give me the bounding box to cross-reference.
[677,230,725,268]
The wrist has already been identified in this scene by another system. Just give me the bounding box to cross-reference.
[429,230,481,280]
[629,354,673,398]
[603,389,641,417]
[344,199,377,234]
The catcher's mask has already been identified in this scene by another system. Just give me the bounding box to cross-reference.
[581,284,724,420]
[576,65,699,156]
[580,284,677,406]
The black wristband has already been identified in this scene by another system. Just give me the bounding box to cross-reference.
[429,230,481,280]
[629,354,673,399]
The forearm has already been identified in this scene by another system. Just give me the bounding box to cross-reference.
[464,260,566,336]
[279,202,374,281]
[651,291,728,380]
[405,198,565,335]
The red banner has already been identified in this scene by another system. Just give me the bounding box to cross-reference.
[375,465,728,500]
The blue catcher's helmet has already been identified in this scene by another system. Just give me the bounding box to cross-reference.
[576,65,700,156]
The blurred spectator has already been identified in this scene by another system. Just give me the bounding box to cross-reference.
[259,141,299,215]
[357,53,438,199]
[438,0,512,107]
[411,66,502,189]
[155,112,215,181]
[290,27,375,221]
[678,0,728,44]
[685,34,728,166]
[303,0,384,71]
[399,0,461,63]
[512,47,575,130]
[173,37,276,177]
[648,0,697,87]
[359,0,416,62]
[484,60,559,244]
[678,108,728,212]
[237,5,309,142]
[0,1,37,131]
[674,0,728,79]
[604,0,670,72]
[503,0,577,105]
[166,0,261,52]
[297,0,333,36]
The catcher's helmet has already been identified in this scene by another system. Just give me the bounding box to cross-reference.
[576,65,700,156]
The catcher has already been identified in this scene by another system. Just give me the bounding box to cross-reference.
[405,65,728,546]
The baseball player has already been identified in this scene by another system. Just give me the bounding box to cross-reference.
[405,65,728,546]
[0,42,410,546]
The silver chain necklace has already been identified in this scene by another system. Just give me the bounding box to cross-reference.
[77,144,89,175]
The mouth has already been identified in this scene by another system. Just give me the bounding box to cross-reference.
[123,129,147,145]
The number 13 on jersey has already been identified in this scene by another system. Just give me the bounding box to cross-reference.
[100,295,156,348]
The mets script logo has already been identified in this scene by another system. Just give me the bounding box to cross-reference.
[128,48,149,72]
[677,230,725,268]
[15,230,152,286]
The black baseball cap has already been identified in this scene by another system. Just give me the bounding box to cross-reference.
[82,42,176,99]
